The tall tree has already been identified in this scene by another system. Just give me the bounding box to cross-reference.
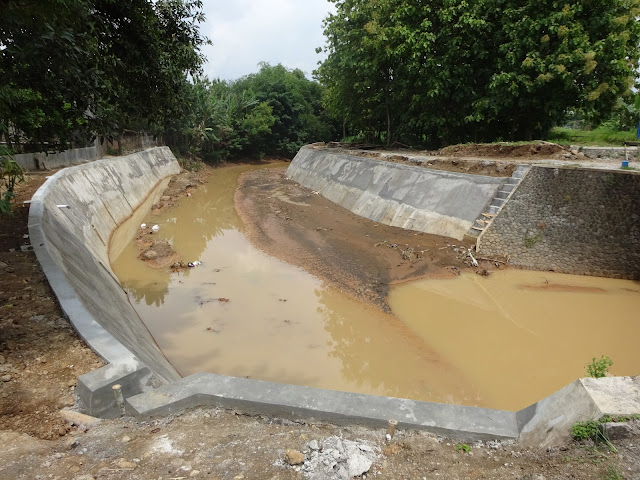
[317,0,640,146]
[0,0,208,151]
[234,63,340,156]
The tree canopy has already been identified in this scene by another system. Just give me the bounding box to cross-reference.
[168,64,341,161]
[0,0,208,152]
[316,0,640,146]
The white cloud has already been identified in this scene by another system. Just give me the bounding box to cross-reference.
[199,0,335,80]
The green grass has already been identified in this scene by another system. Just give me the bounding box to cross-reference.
[548,127,638,146]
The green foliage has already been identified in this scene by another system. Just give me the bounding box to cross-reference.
[571,418,618,453]
[549,127,637,146]
[604,466,624,480]
[523,231,543,248]
[455,443,470,453]
[0,0,208,152]
[571,420,600,441]
[234,63,340,157]
[0,147,25,215]
[317,0,640,147]
[587,355,613,378]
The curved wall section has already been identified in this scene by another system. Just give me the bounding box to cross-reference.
[286,146,506,240]
[29,147,181,415]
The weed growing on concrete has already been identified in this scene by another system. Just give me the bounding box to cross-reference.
[523,232,543,248]
[587,355,613,378]
[455,443,470,453]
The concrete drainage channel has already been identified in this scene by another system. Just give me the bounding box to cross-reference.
[29,146,640,448]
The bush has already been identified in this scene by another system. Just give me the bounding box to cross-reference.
[0,148,25,215]
[587,355,613,378]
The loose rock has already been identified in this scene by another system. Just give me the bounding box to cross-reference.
[285,449,305,465]
[602,422,635,440]
[142,250,158,260]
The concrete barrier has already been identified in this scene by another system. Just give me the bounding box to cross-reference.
[29,146,640,443]
[286,146,505,240]
[29,147,181,417]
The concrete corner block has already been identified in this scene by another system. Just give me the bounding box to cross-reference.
[517,376,640,448]
[77,355,164,419]
[581,376,640,415]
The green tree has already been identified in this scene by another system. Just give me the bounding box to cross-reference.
[235,63,340,156]
[0,0,208,151]
[167,78,276,161]
[317,0,640,146]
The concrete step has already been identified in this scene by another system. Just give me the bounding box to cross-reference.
[502,184,517,192]
[495,190,511,199]
[474,219,489,228]
[487,205,500,214]
[490,198,505,207]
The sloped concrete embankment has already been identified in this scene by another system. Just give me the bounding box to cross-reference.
[286,146,505,241]
[478,166,640,279]
[29,147,181,417]
[29,147,640,446]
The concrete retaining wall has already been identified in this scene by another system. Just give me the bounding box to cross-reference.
[12,133,160,171]
[14,144,103,171]
[579,145,639,161]
[477,166,640,279]
[29,147,181,416]
[29,146,640,443]
[286,146,506,240]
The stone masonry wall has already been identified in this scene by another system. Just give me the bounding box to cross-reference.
[478,166,640,279]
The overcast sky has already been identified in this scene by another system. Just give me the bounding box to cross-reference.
[199,0,336,81]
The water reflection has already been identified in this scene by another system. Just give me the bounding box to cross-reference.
[110,163,640,410]
[388,271,640,410]
[110,163,477,405]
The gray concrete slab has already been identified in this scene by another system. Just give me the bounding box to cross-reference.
[286,146,506,240]
[29,147,181,415]
[126,372,519,442]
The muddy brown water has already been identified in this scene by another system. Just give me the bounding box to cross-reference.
[111,163,640,411]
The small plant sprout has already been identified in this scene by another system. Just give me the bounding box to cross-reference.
[456,443,471,453]
[587,355,613,378]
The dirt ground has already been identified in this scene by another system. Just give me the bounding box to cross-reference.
[235,168,496,312]
[0,148,638,479]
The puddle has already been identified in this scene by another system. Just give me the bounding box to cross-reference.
[111,164,640,411]
[111,164,476,405]
[388,271,640,410]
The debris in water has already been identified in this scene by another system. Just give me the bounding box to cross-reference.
[468,249,479,267]
[218,298,229,303]
[140,223,147,229]
[56,205,69,209]
[188,260,202,267]
[151,224,159,233]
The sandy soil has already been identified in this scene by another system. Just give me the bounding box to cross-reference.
[234,168,496,312]
[0,148,638,480]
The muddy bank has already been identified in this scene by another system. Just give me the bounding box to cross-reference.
[235,167,496,311]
